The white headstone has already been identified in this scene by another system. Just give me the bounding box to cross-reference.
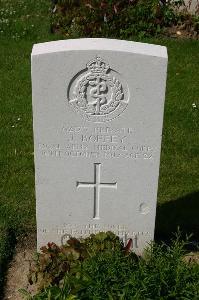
[31,38,167,255]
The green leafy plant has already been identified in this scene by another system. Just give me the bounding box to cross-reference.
[50,0,199,39]
[19,281,78,300]
[27,232,124,292]
[20,232,199,300]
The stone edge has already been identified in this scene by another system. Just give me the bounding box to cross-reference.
[31,38,167,59]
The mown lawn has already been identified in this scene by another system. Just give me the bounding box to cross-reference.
[0,0,198,293]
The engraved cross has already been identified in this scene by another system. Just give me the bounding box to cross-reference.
[76,163,117,219]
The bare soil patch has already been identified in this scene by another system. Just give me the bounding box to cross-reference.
[184,252,199,264]
[3,234,36,300]
[165,25,199,39]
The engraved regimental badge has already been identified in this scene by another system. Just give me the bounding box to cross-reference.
[67,56,129,122]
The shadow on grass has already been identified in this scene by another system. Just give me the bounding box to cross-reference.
[155,191,199,244]
[0,228,16,299]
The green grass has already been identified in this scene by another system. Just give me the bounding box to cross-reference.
[0,0,199,294]
[159,39,199,200]
[155,38,199,240]
[0,0,55,291]
[0,0,50,41]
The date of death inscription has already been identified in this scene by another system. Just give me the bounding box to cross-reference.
[38,224,151,249]
[38,126,154,160]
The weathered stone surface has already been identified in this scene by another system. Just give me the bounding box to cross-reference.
[183,0,198,13]
[31,38,167,255]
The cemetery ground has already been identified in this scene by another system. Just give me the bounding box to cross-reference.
[0,0,199,299]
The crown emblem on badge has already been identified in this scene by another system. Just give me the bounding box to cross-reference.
[86,56,110,74]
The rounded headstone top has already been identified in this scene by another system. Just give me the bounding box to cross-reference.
[31,38,167,59]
